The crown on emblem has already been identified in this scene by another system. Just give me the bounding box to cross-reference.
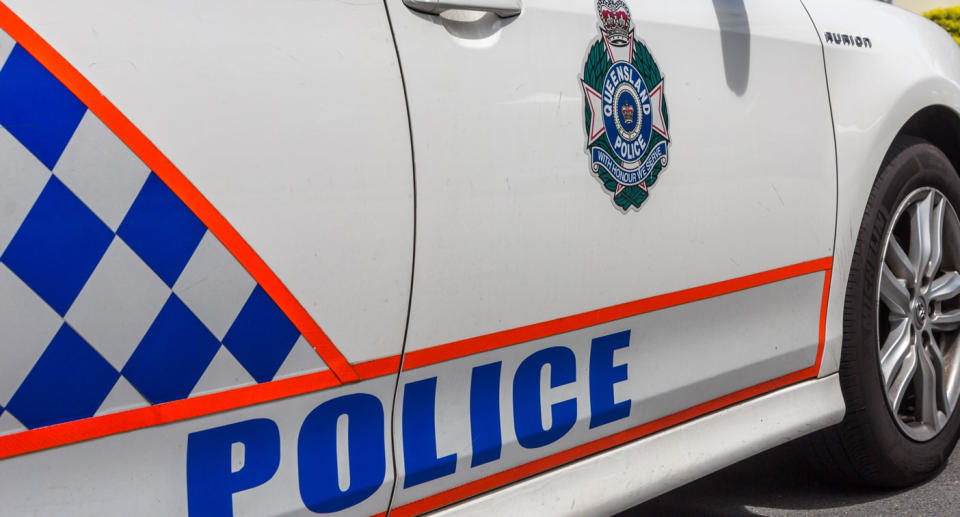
[621,103,635,125]
[597,0,631,47]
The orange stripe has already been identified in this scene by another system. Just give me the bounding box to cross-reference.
[355,354,402,380]
[0,350,407,460]
[814,268,832,373]
[0,370,340,460]
[403,257,834,370]
[0,3,359,384]
[391,258,835,516]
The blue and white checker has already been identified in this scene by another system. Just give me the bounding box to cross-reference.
[0,37,328,435]
[174,232,257,341]
[54,111,152,231]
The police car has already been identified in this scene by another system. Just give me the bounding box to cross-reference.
[0,0,959,515]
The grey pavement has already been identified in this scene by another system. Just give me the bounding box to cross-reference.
[625,436,960,516]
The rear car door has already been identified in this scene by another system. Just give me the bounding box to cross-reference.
[387,0,836,512]
[0,1,412,515]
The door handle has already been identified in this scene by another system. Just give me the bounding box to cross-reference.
[402,0,522,17]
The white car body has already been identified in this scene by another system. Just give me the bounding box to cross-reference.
[0,0,957,515]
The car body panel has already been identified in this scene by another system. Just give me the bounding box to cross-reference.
[390,268,829,513]
[800,0,960,377]
[386,0,835,508]
[0,1,410,515]
[3,0,415,366]
[0,0,957,515]
[388,0,836,356]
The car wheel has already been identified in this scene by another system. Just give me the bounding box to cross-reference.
[815,136,960,488]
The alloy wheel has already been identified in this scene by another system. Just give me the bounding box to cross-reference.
[878,188,960,441]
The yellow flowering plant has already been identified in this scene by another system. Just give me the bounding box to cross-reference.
[925,7,960,44]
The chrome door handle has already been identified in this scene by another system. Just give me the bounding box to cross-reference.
[402,0,522,17]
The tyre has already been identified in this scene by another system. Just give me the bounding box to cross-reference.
[815,136,960,488]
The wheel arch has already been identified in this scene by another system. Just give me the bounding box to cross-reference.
[897,105,960,178]
[822,100,960,378]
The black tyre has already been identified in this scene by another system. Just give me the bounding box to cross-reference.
[815,136,960,487]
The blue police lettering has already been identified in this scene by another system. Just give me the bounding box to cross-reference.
[470,361,503,467]
[186,394,387,516]
[185,330,632,514]
[298,393,386,512]
[589,330,632,428]
[402,377,457,488]
[187,419,281,517]
[513,346,578,449]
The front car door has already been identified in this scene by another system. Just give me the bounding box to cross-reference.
[386,0,836,513]
[0,1,413,515]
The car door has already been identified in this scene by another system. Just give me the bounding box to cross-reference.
[386,0,836,513]
[0,1,412,515]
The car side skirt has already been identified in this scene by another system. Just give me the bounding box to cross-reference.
[432,374,845,517]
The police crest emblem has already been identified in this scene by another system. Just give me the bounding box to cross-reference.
[581,0,670,211]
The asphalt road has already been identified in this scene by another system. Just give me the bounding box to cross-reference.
[624,436,960,516]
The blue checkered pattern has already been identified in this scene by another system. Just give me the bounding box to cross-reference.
[0,41,324,432]
[3,175,114,315]
[5,324,120,428]
[0,45,86,170]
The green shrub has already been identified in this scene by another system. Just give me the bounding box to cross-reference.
[925,7,960,45]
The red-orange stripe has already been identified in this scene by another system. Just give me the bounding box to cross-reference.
[403,257,833,370]
[814,268,833,373]
[0,3,359,384]
[355,355,402,380]
[0,349,409,461]
[0,370,340,460]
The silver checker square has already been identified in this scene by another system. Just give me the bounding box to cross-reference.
[0,264,63,406]
[173,231,256,340]
[53,111,151,231]
[65,238,171,371]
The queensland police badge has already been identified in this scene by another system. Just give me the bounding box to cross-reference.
[581,0,669,211]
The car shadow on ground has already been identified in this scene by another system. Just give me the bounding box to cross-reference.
[621,438,918,517]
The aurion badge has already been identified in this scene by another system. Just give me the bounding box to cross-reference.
[581,0,670,211]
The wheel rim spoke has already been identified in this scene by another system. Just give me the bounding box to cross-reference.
[880,264,911,317]
[928,271,960,302]
[881,319,912,384]
[926,332,952,414]
[888,343,918,414]
[928,196,946,279]
[931,309,960,332]
[910,193,935,286]
[944,334,960,410]
[886,236,915,288]
[916,338,940,427]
